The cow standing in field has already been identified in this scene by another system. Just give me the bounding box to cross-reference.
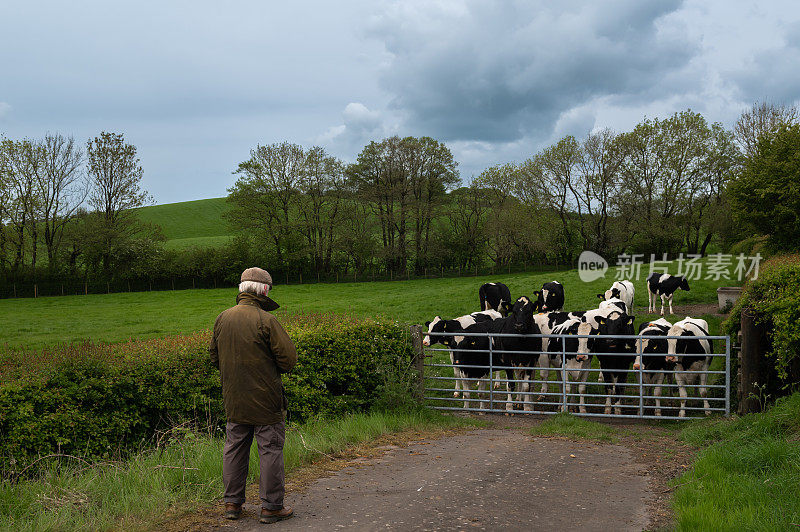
[534,281,565,312]
[595,312,637,415]
[423,310,502,401]
[479,282,513,316]
[633,318,674,416]
[598,280,634,313]
[548,318,596,414]
[647,273,690,315]
[453,296,540,411]
[666,317,713,417]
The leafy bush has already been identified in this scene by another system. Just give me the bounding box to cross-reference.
[724,254,800,380]
[0,315,416,468]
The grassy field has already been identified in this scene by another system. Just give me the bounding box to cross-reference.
[0,265,735,349]
[135,197,232,247]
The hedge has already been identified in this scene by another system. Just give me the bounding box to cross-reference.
[724,254,800,390]
[0,314,415,469]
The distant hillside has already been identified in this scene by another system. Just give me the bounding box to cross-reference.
[135,197,234,250]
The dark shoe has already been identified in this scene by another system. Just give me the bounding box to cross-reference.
[224,502,242,520]
[260,506,294,524]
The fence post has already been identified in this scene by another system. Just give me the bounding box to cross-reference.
[13,284,16,298]
[34,284,38,298]
[725,336,731,417]
[107,282,110,294]
[84,282,87,295]
[561,338,567,412]
[489,335,494,412]
[409,325,425,401]
[638,337,644,417]
[739,310,765,415]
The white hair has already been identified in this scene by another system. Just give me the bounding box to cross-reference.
[239,281,270,296]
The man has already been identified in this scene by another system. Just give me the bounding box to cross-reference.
[209,267,297,524]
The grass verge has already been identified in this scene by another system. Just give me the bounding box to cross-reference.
[673,392,800,530]
[0,408,475,532]
[529,412,621,442]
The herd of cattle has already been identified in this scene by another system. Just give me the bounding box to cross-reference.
[422,273,717,418]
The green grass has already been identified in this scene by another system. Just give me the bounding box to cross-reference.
[135,197,231,243]
[672,393,800,530]
[0,408,474,532]
[529,412,620,442]
[0,264,735,349]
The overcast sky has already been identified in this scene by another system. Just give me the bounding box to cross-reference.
[1,1,799,204]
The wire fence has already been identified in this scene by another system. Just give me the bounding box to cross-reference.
[0,262,571,299]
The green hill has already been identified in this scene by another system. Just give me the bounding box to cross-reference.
[135,197,234,249]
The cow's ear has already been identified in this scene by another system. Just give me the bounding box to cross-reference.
[597,318,606,325]
[424,321,431,327]
[501,301,512,313]
[596,293,604,300]
[627,316,636,326]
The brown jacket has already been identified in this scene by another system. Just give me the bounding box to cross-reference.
[209,292,297,425]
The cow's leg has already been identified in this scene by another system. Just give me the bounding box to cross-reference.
[647,290,653,313]
[675,370,688,417]
[604,381,613,415]
[461,377,473,409]
[537,353,549,401]
[668,294,674,315]
[700,368,711,416]
[477,378,488,412]
[653,372,665,417]
[450,351,461,398]
[660,294,666,316]
[563,374,571,413]
[494,370,502,390]
[614,375,624,416]
[505,367,515,412]
[522,368,534,412]
[577,363,590,414]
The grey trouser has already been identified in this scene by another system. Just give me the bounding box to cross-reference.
[223,421,286,510]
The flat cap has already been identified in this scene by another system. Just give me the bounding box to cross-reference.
[241,267,273,287]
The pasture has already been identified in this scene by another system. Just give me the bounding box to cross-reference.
[0,266,734,349]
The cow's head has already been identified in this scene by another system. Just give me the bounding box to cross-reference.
[665,324,690,362]
[500,300,514,316]
[510,296,535,333]
[633,326,669,369]
[576,321,596,361]
[422,316,443,347]
[678,276,690,291]
[597,313,636,352]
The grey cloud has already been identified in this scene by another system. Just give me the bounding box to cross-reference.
[367,0,696,143]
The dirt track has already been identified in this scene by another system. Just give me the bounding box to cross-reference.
[211,427,652,531]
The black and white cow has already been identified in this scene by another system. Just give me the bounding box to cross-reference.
[479,282,513,316]
[647,273,690,315]
[423,310,502,400]
[598,280,634,313]
[666,317,713,417]
[547,318,596,413]
[633,318,674,416]
[598,297,628,314]
[594,311,637,415]
[454,296,540,411]
[534,281,565,312]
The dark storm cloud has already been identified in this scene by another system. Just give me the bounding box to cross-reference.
[368,0,697,142]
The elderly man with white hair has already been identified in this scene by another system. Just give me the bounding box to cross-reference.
[209,267,297,524]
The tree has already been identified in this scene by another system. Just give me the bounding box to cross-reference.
[0,139,41,274]
[36,134,87,271]
[728,124,800,251]
[86,132,152,271]
[734,101,798,159]
[228,141,305,270]
[296,146,345,273]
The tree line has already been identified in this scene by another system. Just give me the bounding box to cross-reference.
[1,101,797,294]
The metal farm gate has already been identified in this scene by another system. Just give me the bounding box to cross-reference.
[413,328,731,420]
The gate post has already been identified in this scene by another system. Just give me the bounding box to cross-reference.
[739,310,766,415]
[410,325,425,401]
